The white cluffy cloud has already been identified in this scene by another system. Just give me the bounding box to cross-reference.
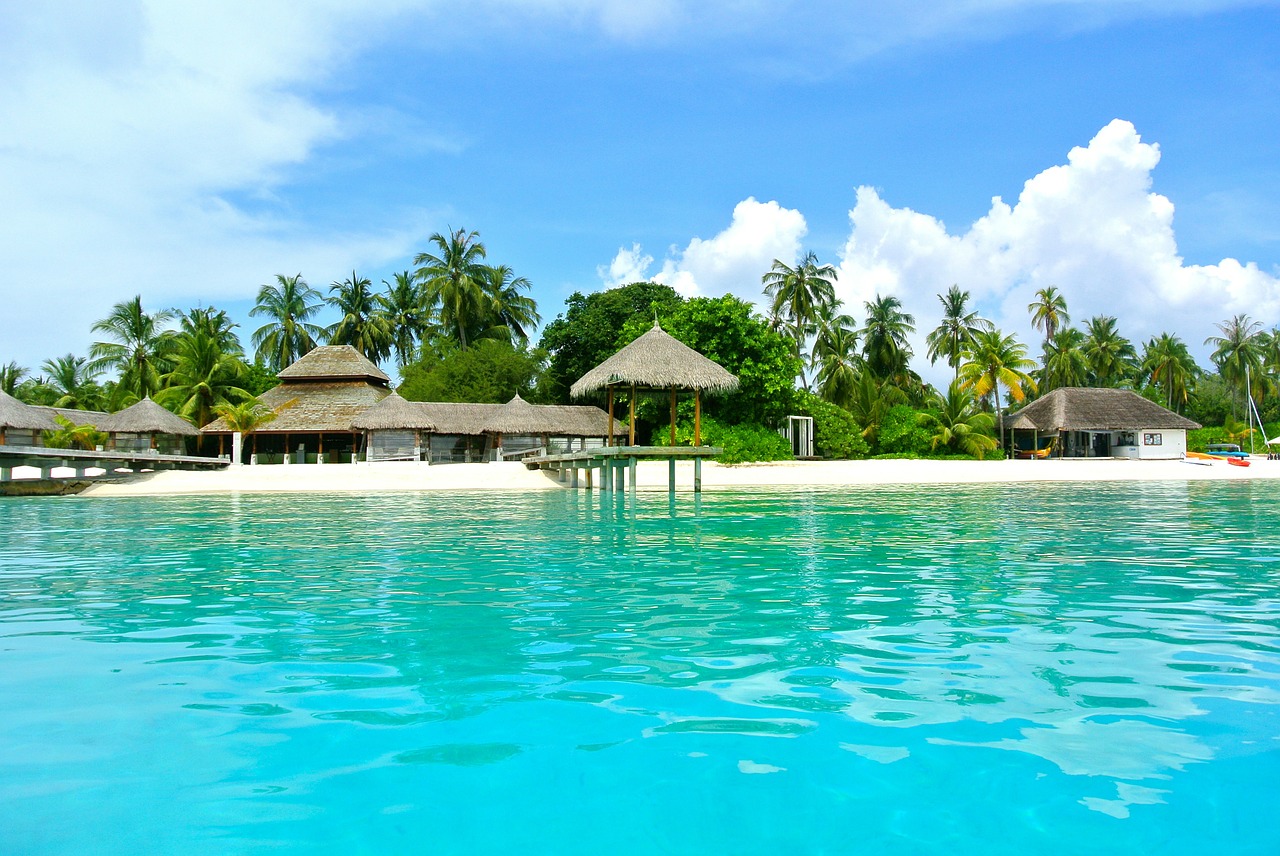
[834,119,1280,373]
[599,198,807,299]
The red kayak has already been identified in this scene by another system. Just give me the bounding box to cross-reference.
[1227,456,1250,468]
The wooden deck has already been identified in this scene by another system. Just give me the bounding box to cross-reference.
[524,445,722,493]
[0,444,228,482]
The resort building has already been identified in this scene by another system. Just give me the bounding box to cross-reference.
[96,397,200,454]
[1008,387,1200,460]
[200,344,624,464]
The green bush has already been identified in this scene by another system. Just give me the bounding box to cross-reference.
[793,391,869,459]
[876,404,932,456]
[651,415,793,465]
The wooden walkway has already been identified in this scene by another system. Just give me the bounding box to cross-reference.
[523,445,721,493]
[0,444,228,482]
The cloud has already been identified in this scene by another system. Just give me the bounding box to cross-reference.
[601,198,807,299]
[834,119,1280,381]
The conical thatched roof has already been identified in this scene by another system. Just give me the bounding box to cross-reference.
[569,323,739,398]
[0,389,59,430]
[277,345,391,384]
[1008,387,1200,432]
[97,397,200,435]
[351,392,438,430]
[481,393,553,434]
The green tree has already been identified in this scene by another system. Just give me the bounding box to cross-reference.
[415,228,490,350]
[250,274,326,371]
[845,371,906,447]
[380,271,429,368]
[1205,314,1264,418]
[42,414,107,451]
[398,339,541,404]
[959,327,1037,448]
[861,294,915,382]
[1082,315,1137,387]
[812,303,861,409]
[326,271,394,363]
[918,381,999,459]
[926,285,990,383]
[212,399,277,457]
[88,295,177,404]
[537,282,683,402]
[1028,285,1070,354]
[482,264,540,348]
[761,251,838,379]
[157,330,250,430]
[181,306,244,357]
[1140,332,1198,411]
[1,362,27,395]
[40,354,104,410]
[1040,327,1089,392]
[792,391,870,459]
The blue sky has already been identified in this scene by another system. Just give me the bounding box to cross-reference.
[3,1,1278,386]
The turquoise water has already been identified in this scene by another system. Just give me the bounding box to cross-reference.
[2,482,1279,855]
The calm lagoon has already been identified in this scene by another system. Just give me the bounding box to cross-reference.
[2,482,1279,855]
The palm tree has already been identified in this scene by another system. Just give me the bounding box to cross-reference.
[157,331,250,431]
[1040,327,1089,393]
[380,271,428,368]
[1206,314,1264,418]
[925,286,991,383]
[482,264,541,348]
[326,271,394,363]
[212,399,277,459]
[846,370,907,447]
[918,382,999,459]
[181,307,243,357]
[88,296,177,403]
[1,362,25,395]
[1028,286,1070,352]
[762,251,838,361]
[1082,316,1137,387]
[959,327,1037,449]
[812,305,861,408]
[1140,333,1198,410]
[415,228,490,350]
[250,274,326,371]
[40,354,104,410]
[861,294,915,382]
[43,414,108,451]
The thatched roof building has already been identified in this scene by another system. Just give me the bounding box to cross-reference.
[277,345,391,383]
[354,394,626,438]
[570,323,739,398]
[351,392,438,431]
[97,397,199,436]
[0,390,59,432]
[1009,388,1200,432]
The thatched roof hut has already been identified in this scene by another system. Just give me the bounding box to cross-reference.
[569,323,739,398]
[352,392,438,431]
[0,390,59,431]
[203,383,393,433]
[97,397,200,436]
[277,345,391,384]
[1008,388,1200,432]
[482,394,553,435]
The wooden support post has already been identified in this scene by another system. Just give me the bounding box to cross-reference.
[585,466,593,491]
[615,460,624,491]
[607,387,614,447]
[694,456,702,493]
[629,456,637,496]
[694,391,702,446]
[669,456,676,494]
[670,387,677,446]
[628,384,636,446]
[571,467,579,489]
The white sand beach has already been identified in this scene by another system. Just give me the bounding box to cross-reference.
[73,456,1280,497]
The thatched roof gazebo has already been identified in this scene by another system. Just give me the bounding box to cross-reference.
[569,322,739,446]
[0,389,59,444]
[96,397,199,453]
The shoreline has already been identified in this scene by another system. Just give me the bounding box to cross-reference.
[64,456,1280,497]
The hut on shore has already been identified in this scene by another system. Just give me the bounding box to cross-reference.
[96,397,200,454]
[1008,387,1200,459]
[0,390,59,446]
[201,345,393,463]
[570,322,739,445]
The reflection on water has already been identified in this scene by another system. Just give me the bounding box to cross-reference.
[1,481,1279,854]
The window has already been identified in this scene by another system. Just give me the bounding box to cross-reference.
[1143,433,1162,446]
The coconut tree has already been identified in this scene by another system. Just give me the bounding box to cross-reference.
[762,251,838,362]
[925,285,991,383]
[846,370,907,447]
[1040,327,1089,393]
[1206,314,1265,418]
[1140,333,1198,411]
[380,271,429,368]
[250,274,326,371]
[42,414,107,451]
[1,362,25,395]
[918,381,999,459]
[1028,286,1070,353]
[415,228,490,350]
[88,296,177,403]
[1082,316,1137,387]
[181,306,243,357]
[39,354,104,410]
[212,399,277,459]
[812,305,861,408]
[959,327,1037,449]
[326,271,394,363]
[482,264,541,348]
[157,330,251,431]
[861,294,915,382]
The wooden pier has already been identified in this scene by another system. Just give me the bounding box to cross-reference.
[0,444,228,483]
[524,445,721,493]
